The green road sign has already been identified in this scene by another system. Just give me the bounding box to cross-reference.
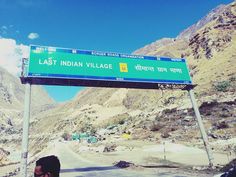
[21,45,193,90]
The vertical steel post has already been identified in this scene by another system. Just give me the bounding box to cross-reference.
[20,83,31,177]
[188,89,214,166]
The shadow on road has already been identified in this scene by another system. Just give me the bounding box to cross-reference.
[60,166,119,173]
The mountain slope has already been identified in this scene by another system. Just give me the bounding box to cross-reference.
[0,66,55,163]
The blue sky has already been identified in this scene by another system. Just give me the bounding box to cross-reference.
[0,0,233,102]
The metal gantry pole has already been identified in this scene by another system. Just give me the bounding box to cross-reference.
[20,83,31,177]
[188,89,214,167]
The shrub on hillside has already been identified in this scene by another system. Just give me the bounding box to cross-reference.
[213,121,229,129]
[214,81,231,92]
[229,76,236,82]
[61,132,70,141]
[148,122,165,131]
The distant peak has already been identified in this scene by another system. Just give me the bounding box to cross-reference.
[177,4,226,40]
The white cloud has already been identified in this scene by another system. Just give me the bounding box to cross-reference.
[1,26,7,30]
[28,32,39,40]
[0,38,29,76]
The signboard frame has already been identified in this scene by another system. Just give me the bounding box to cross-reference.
[20,45,195,90]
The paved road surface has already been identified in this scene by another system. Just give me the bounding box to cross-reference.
[53,142,159,177]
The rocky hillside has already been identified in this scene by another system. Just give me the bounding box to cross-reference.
[0,66,55,164]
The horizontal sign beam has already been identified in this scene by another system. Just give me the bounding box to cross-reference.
[20,76,195,90]
[21,45,194,90]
